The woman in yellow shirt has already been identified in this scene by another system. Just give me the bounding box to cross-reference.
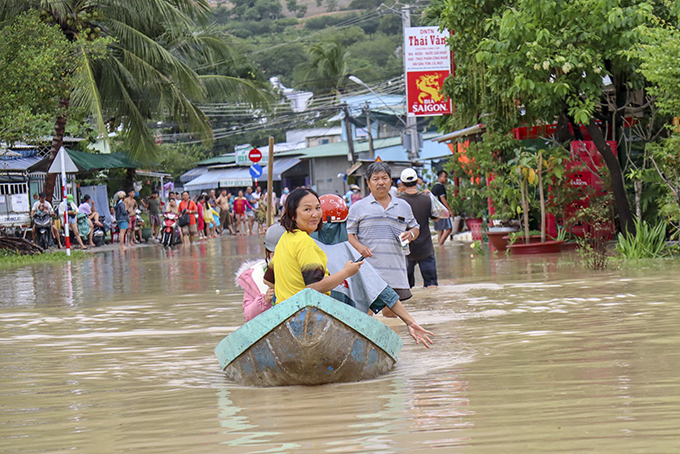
[268,188,433,348]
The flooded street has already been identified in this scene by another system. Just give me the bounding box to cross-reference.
[2,237,680,453]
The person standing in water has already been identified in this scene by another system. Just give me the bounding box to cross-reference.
[432,170,455,246]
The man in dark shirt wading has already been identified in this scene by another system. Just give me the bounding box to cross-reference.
[398,168,438,289]
[431,170,455,246]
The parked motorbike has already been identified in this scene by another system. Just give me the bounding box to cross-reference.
[33,211,53,250]
[161,212,181,247]
[92,223,106,247]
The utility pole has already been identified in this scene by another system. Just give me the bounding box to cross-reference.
[342,104,355,163]
[365,101,374,160]
[266,136,274,228]
[402,4,420,160]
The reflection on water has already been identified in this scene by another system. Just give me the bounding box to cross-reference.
[2,236,680,453]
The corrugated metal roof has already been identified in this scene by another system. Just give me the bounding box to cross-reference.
[180,166,209,183]
[197,154,235,166]
[0,155,43,171]
[255,157,301,181]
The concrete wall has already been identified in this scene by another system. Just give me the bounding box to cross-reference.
[310,156,352,196]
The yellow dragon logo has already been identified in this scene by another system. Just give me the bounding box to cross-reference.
[416,74,444,104]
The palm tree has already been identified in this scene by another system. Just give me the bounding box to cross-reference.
[295,42,350,99]
[0,1,269,200]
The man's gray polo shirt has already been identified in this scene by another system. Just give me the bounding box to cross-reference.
[347,193,419,290]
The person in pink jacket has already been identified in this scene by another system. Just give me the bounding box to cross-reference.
[235,224,285,322]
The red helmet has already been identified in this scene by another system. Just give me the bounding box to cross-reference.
[320,194,348,223]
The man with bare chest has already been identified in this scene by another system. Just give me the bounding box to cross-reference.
[124,190,138,245]
[216,188,235,235]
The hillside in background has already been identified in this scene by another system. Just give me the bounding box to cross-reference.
[190,1,430,155]
[210,0,356,19]
[208,0,422,88]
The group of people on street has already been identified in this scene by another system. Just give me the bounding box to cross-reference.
[30,191,108,250]
[109,185,284,249]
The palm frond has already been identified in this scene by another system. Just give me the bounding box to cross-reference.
[199,75,272,109]
[102,51,214,157]
[70,48,109,141]
[0,0,37,26]
[101,0,196,31]
[105,19,206,100]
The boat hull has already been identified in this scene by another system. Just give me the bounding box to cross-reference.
[215,289,403,387]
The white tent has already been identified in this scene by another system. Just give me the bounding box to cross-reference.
[48,147,78,174]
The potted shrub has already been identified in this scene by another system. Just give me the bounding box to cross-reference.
[445,133,518,241]
[508,146,567,254]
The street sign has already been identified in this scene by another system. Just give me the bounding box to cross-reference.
[249,163,263,179]
[236,143,268,165]
[248,148,262,163]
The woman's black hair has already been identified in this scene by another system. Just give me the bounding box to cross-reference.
[280,187,323,233]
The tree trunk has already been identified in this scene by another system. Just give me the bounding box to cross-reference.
[634,179,642,220]
[124,167,136,192]
[555,111,572,143]
[584,121,635,237]
[44,98,70,203]
[538,152,545,243]
[519,179,530,244]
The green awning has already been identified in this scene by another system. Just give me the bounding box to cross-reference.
[30,148,140,173]
[66,148,139,171]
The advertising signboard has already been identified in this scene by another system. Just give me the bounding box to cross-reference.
[219,178,253,187]
[404,26,452,117]
[236,143,268,165]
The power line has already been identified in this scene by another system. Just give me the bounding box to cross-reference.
[193,9,385,71]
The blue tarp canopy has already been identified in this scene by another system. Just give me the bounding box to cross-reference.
[255,157,301,182]
[184,167,252,191]
[184,158,301,191]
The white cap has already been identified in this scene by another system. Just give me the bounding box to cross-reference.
[400,168,418,184]
[263,223,286,252]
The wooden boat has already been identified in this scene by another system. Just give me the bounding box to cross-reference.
[214,288,403,387]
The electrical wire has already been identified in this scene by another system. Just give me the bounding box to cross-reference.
[192,8,385,71]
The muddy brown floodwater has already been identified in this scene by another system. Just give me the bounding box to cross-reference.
[2,237,680,453]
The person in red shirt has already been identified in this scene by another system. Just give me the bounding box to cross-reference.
[178,191,198,245]
[232,190,253,236]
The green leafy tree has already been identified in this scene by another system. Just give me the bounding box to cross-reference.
[636,19,680,116]
[633,15,680,232]
[295,42,349,98]
[1,1,269,201]
[253,43,308,85]
[0,11,73,145]
[230,0,283,21]
[156,143,209,180]
[431,0,668,236]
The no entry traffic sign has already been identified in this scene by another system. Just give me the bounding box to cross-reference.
[248,148,262,163]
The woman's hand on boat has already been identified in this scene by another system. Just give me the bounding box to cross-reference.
[342,260,363,277]
[407,322,434,348]
[264,287,274,304]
